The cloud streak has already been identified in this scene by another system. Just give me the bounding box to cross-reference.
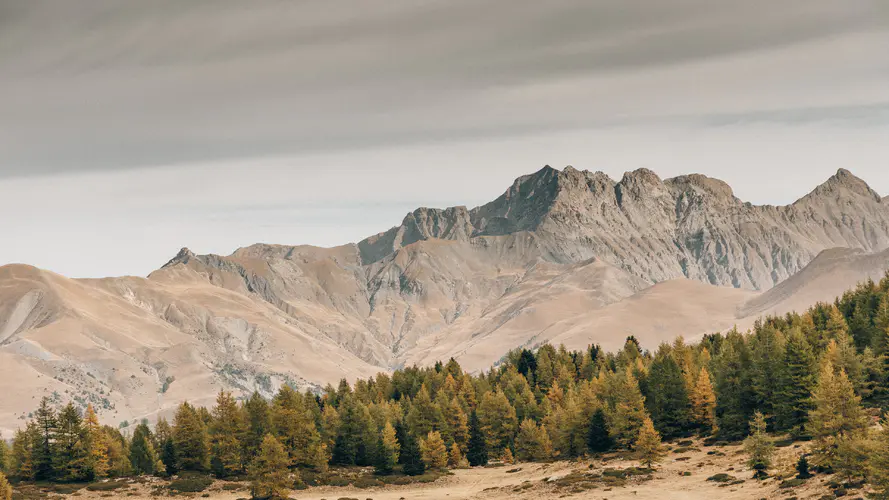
[1,0,887,176]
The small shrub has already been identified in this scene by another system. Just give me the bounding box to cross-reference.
[353,477,383,489]
[327,476,352,487]
[706,473,736,483]
[169,473,213,493]
[779,478,807,489]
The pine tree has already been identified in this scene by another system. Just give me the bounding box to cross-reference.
[173,402,210,472]
[774,329,816,435]
[0,471,11,500]
[477,390,518,456]
[606,368,648,449]
[586,407,612,453]
[249,435,292,500]
[466,411,488,467]
[796,455,812,479]
[129,422,158,475]
[54,403,90,481]
[405,385,442,438]
[806,360,869,470]
[400,429,426,476]
[744,411,774,479]
[634,415,665,469]
[712,335,756,440]
[33,397,57,481]
[331,394,375,466]
[210,391,246,477]
[84,405,109,479]
[644,349,690,439]
[419,431,448,470]
[373,421,399,476]
[749,326,786,426]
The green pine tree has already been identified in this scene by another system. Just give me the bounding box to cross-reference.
[129,422,159,476]
[586,407,612,453]
[466,411,488,467]
[644,348,690,438]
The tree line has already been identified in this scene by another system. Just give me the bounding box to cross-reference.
[2,275,889,498]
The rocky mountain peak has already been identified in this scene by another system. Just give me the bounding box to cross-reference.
[163,247,196,267]
[801,168,882,203]
[666,174,739,207]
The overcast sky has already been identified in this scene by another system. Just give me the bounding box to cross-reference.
[1,0,888,278]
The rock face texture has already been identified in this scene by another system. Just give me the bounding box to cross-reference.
[0,166,888,431]
[361,166,889,289]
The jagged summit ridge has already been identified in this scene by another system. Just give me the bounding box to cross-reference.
[354,166,888,289]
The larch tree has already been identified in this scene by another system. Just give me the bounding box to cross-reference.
[11,423,39,480]
[448,443,468,468]
[870,416,889,499]
[243,392,271,460]
[515,419,553,462]
[373,421,399,476]
[419,431,448,470]
[154,418,176,476]
[249,435,292,500]
[744,411,774,479]
[477,390,518,457]
[634,415,665,469]
[210,390,246,477]
[173,402,210,472]
[806,360,869,469]
[689,367,717,435]
[606,368,648,450]
[0,471,11,500]
[84,405,109,479]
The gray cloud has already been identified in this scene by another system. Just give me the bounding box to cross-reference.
[1,0,887,176]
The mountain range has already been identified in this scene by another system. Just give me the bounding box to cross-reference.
[1,166,888,433]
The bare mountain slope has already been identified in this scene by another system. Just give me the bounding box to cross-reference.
[0,264,381,435]
[1,167,888,431]
[740,247,889,319]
